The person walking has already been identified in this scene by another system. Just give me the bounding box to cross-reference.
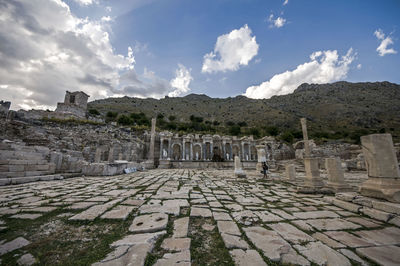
[262,161,269,179]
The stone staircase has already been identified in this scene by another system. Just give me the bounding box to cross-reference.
[0,140,57,180]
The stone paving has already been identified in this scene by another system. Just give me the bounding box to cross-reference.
[0,169,399,265]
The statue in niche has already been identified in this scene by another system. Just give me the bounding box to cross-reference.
[163,149,167,158]
[195,152,199,160]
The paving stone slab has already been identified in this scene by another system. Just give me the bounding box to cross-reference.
[294,241,351,266]
[339,249,368,266]
[129,213,168,233]
[0,237,30,256]
[66,202,97,210]
[154,250,191,266]
[212,211,232,221]
[221,233,249,249]
[312,232,346,248]
[324,231,376,248]
[305,218,361,231]
[100,205,135,220]
[161,237,191,251]
[22,206,57,213]
[244,226,309,265]
[173,217,189,238]
[69,199,121,221]
[255,211,283,222]
[293,210,340,219]
[354,227,400,245]
[229,249,267,266]
[356,245,400,266]
[346,217,381,228]
[122,199,145,206]
[17,253,35,266]
[269,222,314,244]
[217,221,241,236]
[190,207,212,218]
[10,213,42,220]
[139,204,180,216]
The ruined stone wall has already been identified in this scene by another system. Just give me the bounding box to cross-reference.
[0,117,145,176]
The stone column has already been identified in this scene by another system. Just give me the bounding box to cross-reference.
[148,118,156,161]
[285,164,296,180]
[325,157,352,193]
[256,145,266,171]
[300,118,311,157]
[182,140,185,160]
[298,118,324,193]
[94,148,102,163]
[190,142,193,161]
[222,141,226,160]
[168,138,171,160]
[108,146,114,163]
[359,134,400,203]
[210,142,213,160]
[234,155,246,178]
[159,137,163,159]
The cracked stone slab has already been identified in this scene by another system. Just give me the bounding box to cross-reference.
[229,249,267,266]
[354,227,400,245]
[294,241,351,266]
[217,221,241,236]
[69,199,121,221]
[139,204,180,216]
[0,237,30,256]
[324,231,376,248]
[244,226,309,265]
[339,249,368,266]
[221,233,249,249]
[356,245,400,266]
[154,250,191,266]
[305,218,361,231]
[100,205,135,220]
[269,222,314,244]
[255,211,283,222]
[129,213,168,233]
[312,232,346,248]
[93,243,151,266]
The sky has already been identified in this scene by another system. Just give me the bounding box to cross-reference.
[0,0,399,110]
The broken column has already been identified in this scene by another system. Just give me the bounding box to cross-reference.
[359,133,400,203]
[94,148,102,163]
[256,145,266,171]
[143,118,156,169]
[325,157,352,193]
[234,156,246,178]
[298,118,324,192]
[285,164,296,180]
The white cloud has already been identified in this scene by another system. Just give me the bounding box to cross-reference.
[0,0,177,109]
[283,0,289,5]
[357,64,362,69]
[268,14,287,28]
[201,24,259,73]
[374,29,397,56]
[101,16,112,22]
[74,0,95,6]
[169,64,193,97]
[244,48,356,99]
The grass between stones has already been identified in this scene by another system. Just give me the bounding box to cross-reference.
[189,217,234,266]
[1,208,134,265]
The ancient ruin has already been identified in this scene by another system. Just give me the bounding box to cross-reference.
[0,96,400,266]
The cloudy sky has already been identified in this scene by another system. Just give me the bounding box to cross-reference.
[0,0,399,110]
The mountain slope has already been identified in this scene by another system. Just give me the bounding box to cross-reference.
[88,81,400,139]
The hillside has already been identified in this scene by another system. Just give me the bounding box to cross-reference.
[88,81,400,141]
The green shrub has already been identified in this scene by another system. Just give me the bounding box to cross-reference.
[117,115,132,125]
[281,131,294,143]
[88,109,100,116]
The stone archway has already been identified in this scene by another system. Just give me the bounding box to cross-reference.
[250,146,257,161]
[225,143,232,160]
[232,145,240,158]
[172,143,181,160]
[193,144,202,160]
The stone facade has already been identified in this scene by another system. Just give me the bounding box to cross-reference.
[55,91,89,118]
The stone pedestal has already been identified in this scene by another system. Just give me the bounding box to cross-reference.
[325,157,352,193]
[285,164,296,180]
[256,145,266,171]
[360,134,400,203]
[158,159,172,169]
[234,156,246,178]
[298,157,324,193]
